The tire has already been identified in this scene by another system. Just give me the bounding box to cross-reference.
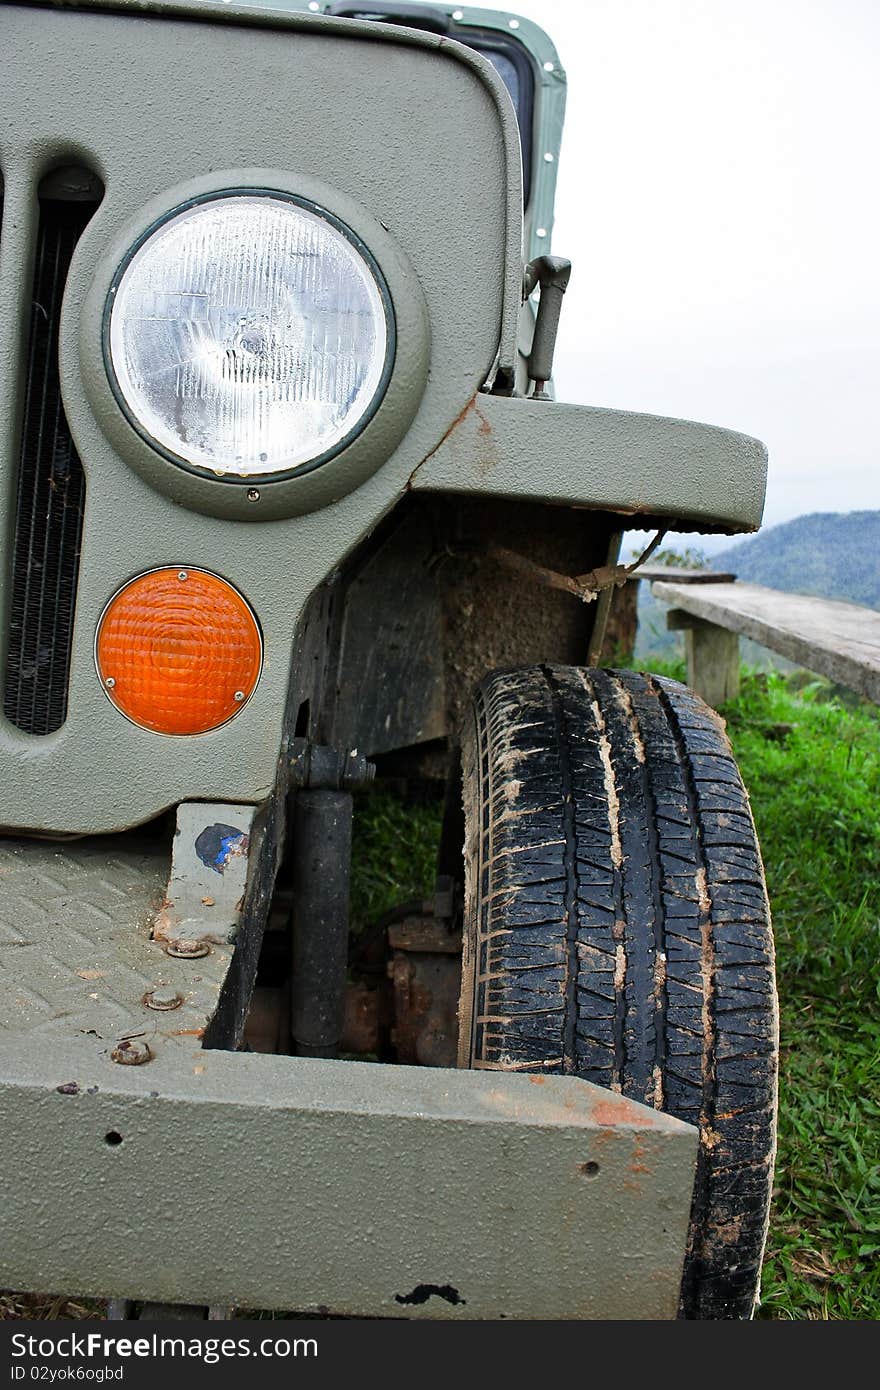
[457,665,778,1320]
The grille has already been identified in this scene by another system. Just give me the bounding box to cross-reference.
[3,192,95,735]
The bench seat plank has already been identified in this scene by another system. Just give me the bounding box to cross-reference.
[652,581,880,703]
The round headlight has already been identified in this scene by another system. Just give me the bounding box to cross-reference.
[106,192,393,479]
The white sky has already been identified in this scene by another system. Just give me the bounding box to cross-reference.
[507,0,879,534]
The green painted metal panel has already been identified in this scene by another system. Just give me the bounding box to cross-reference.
[0,807,258,1051]
[0,2,768,841]
[411,392,768,531]
[0,1038,698,1318]
[0,2,519,834]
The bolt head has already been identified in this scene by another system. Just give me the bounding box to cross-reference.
[144,986,183,1011]
[233,690,245,702]
[178,570,188,581]
[111,1037,153,1066]
[164,938,211,959]
[104,677,116,689]
[247,488,261,502]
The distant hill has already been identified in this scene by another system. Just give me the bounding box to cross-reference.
[721,511,880,610]
[633,510,880,663]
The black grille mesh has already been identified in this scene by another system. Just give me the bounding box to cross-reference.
[3,197,92,735]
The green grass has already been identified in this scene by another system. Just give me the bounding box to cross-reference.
[350,785,443,935]
[721,670,880,1319]
[644,661,880,1317]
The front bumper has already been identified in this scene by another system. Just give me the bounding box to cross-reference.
[0,827,697,1319]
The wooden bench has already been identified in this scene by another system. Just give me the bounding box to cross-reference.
[650,578,880,708]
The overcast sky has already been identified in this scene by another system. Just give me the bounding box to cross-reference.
[506,0,878,539]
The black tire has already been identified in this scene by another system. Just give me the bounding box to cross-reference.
[457,665,778,1320]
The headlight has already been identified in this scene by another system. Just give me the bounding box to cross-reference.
[106,192,393,479]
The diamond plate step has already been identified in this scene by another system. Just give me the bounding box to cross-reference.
[0,803,256,1059]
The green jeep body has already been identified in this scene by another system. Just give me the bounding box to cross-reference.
[0,0,768,1319]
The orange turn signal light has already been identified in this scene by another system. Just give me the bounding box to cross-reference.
[95,568,262,735]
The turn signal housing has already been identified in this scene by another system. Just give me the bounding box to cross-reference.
[95,568,262,735]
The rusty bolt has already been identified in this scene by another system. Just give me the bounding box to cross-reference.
[143,986,183,1011]
[111,1037,153,1066]
[163,939,211,959]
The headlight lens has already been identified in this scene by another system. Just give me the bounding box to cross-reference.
[106,193,393,478]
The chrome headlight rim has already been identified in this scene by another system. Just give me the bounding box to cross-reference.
[101,187,397,486]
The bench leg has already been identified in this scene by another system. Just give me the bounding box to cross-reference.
[685,622,741,707]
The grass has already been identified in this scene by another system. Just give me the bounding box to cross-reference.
[720,669,880,1319]
[641,660,880,1317]
[349,785,443,936]
[0,1294,98,1321]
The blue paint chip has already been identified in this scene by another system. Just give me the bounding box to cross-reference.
[195,823,249,874]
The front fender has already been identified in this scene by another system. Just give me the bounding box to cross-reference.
[410,393,768,534]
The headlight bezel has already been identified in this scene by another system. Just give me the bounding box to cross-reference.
[79,169,430,522]
[102,188,398,486]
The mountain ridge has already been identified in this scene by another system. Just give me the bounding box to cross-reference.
[633,509,879,662]
[719,510,879,610]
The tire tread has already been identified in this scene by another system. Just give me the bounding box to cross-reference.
[459,665,778,1319]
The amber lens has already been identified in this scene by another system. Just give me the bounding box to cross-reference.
[95,568,262,735]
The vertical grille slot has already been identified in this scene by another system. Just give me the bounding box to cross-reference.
[3,168,102,736]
